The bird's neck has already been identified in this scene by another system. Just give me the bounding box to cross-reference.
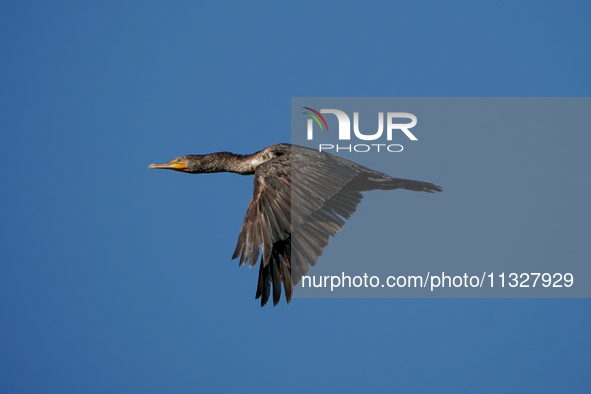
[196,151,274,175]
[224,153,259,175]
[232,150,278,175]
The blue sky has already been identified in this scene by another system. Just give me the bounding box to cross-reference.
[1,1,590,392]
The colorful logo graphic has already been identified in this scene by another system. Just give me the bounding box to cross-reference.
[303,107,420,154]
[302,107,329,131]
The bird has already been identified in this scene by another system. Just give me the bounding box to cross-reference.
[149,143,441,306]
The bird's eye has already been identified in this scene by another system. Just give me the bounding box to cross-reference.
[177,158,181,162]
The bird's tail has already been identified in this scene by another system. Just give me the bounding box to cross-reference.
[375,176,442,193]
[347,172,442,193]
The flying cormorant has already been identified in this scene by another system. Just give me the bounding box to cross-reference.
[149,143,441,306]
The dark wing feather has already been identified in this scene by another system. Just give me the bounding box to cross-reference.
[232,147,362,306]
[231,154,292,269]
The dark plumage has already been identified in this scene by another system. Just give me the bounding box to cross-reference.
[149,143,441,306]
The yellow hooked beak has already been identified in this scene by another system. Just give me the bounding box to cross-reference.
[148,159,188,172]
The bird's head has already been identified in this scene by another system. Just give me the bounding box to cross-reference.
[149,153,240,174]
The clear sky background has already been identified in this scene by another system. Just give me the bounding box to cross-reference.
[1,1,590,393]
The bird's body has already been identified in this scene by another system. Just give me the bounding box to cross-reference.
[150,143,441,306]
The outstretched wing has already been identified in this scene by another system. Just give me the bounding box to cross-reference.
[232,147,364,306]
